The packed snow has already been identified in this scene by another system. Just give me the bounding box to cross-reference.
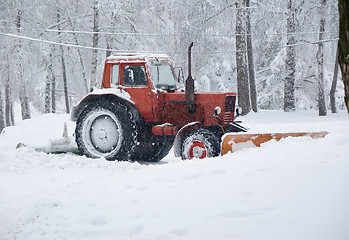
[0,111,348,240]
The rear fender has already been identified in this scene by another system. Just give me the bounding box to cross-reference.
[70,91,139,122]
[173,122,201,157]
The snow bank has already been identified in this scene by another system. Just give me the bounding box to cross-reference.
[0,111,348,240]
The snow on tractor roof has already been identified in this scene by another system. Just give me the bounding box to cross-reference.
[106,52,171,63]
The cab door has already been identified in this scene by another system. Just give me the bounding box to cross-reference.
[120,63,155,121]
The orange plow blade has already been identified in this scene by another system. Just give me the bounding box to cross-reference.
[221,131,328,155]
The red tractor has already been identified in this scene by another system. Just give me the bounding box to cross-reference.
[70,43,246,161]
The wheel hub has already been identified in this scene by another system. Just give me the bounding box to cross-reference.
[192,146,204,158]
[90,115,120,153]
[188,140,207,159]
[97,129,107,139]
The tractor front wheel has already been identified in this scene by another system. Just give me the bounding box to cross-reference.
[181,129,220,160]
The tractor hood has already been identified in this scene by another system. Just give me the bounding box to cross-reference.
[156,91,237,127]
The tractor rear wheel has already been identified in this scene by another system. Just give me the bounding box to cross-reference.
[75,101,137,161]
[181,128,220,160]
[131,135,173,162]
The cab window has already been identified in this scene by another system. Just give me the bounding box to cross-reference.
[149,61,178,90]
[123,65,147,86]
[111,64,119,86]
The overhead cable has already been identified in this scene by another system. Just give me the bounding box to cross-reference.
[0,32,339,55]
[0,26,337,38]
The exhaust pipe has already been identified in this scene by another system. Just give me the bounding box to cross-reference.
[186,42,195,106]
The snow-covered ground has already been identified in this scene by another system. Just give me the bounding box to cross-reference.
[0,110,348,240]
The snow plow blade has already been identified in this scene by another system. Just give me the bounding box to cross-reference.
[16,122,78,154]
[221,131,328,155]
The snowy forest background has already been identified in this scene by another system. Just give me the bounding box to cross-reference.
[0,0,344,130]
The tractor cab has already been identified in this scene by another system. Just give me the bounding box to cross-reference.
[101,54,186,122]
[102,54,179,91]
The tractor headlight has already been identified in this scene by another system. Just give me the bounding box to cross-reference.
[214,106,221,115]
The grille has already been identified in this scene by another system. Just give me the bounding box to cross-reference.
[224,95,236,124]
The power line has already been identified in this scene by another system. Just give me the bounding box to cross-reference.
[201,38,339,55]
[0,32,130,53]
[0,31,339,55]
[0,26,337,38]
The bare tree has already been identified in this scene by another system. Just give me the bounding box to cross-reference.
[49,42,56,114]
[44,52,54,113]
[15,8,31,120]
[59,47,69,114]
[51,66,57,114]
[0,80,4,133]
[61,52,70,114]
[0,2,7,129]
[44,69,51,114]
[57,10,70,114]
[330,44,339,113]
[246,0,257,112]
[316,0,327,116]
[338,0,349,113]
[235,0,251,115]
[284,0,296,112]
[89,0,99,89]
[0,52,13,128]
[4,57,14,126]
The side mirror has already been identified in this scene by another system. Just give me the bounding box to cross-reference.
[175,67,184,83]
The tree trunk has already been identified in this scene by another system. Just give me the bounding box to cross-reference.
[15,9,29,120]
[19,81,31,120]
[15,9,31,120]
[0,80,4,133]
[284,0,296,112]
[330,45,339,113]
[235,0,250,115]
[47,43,56,113]
[246,0,257,113]
[90,0,99,89]
[338,0,349,113]
[57,11,70,114]
[51,71,56,114]
[44,72,51,114]
[5,57,14,126]
[316,1,327,116]
[44,53,53,113]
[61,48,70,114]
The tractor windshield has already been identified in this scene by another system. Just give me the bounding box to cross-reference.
[150,61,178,90]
